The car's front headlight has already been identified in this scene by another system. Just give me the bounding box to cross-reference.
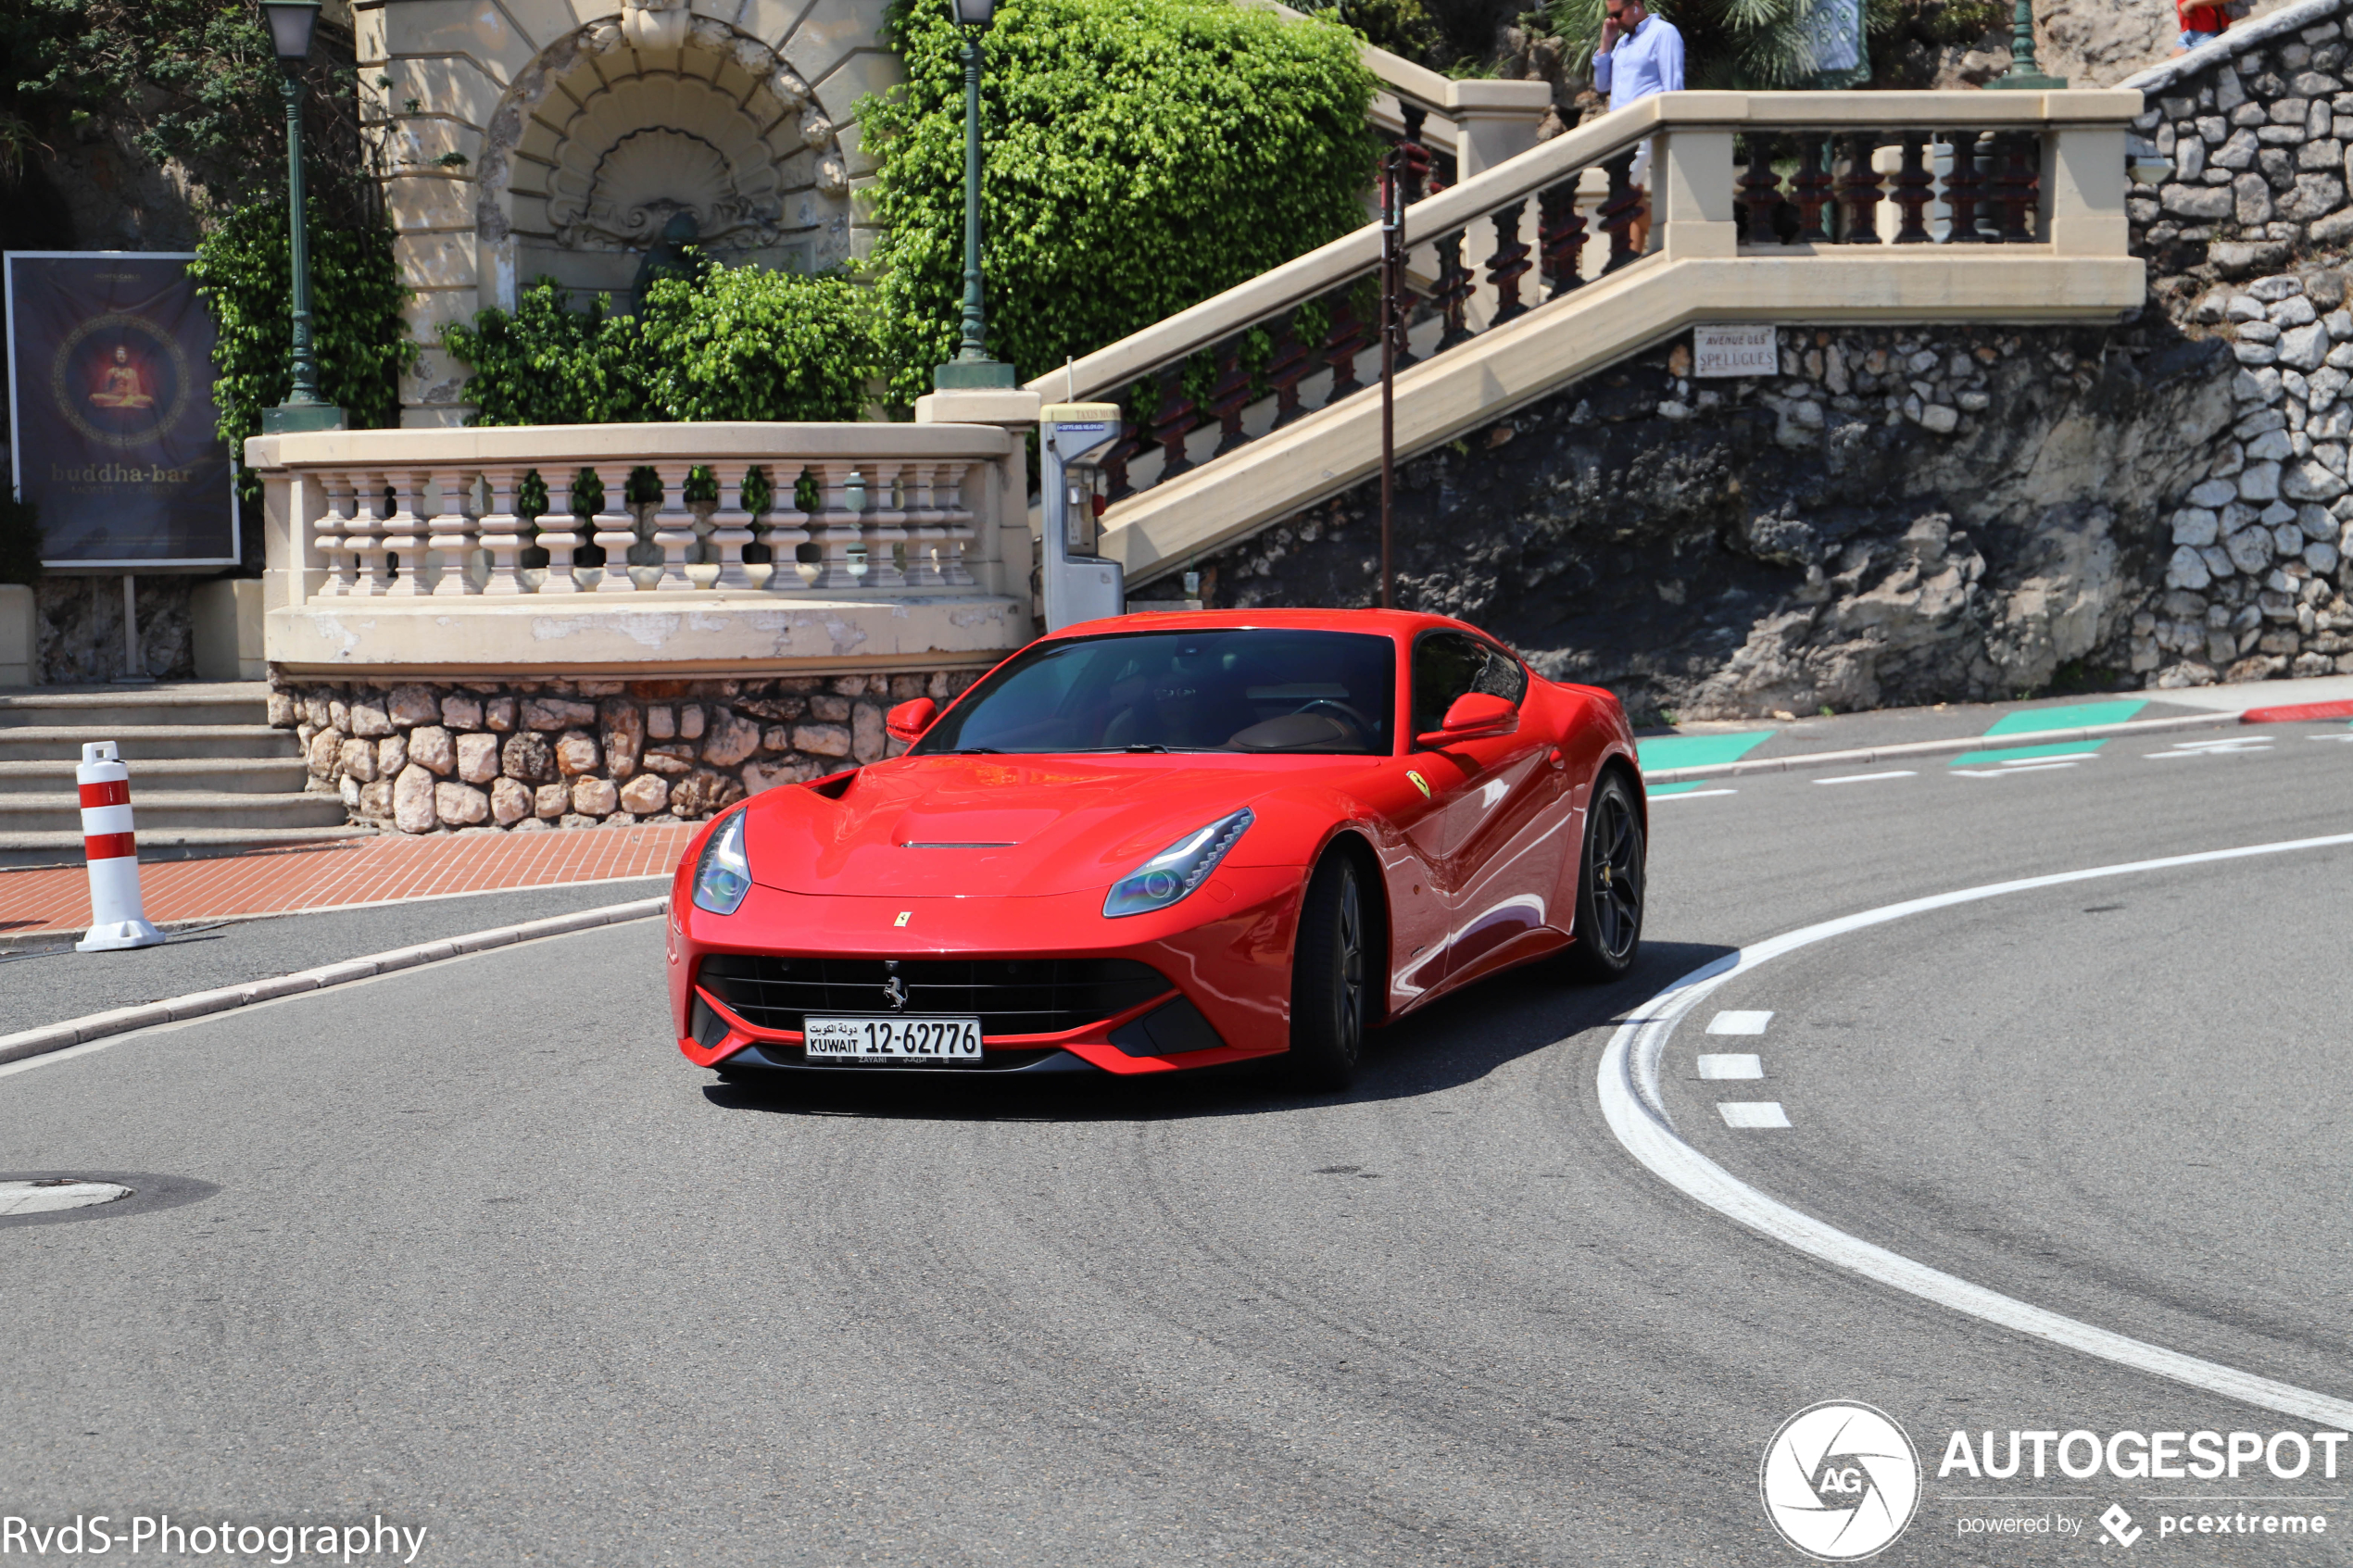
[691,809,753,915]
[1103,808,1253,919]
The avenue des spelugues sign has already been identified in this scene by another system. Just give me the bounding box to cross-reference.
[4,251,235,567]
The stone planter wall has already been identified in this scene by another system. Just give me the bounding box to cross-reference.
[270,670,978,834]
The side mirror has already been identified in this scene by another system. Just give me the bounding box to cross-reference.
[885,697,937,744]
[1416,691,1517,748]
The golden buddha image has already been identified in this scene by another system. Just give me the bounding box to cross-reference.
[88,345,155,410]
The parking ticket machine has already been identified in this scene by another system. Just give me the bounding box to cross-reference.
[1039,402,1126,632]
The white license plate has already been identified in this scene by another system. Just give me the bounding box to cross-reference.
[802,1015,984,1061]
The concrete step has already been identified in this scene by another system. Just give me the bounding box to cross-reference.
[0,824,375,870]
[0,725,298,763]
[0,758,310,796]
[0,682,270,730]
[0,790,348,834]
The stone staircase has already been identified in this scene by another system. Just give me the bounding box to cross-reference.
[0,684,371,868]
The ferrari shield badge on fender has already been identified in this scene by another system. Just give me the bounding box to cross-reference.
[894,910,912,926]
[1407,770,1431,799]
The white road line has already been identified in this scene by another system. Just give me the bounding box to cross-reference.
[1999,752,2099,765]
[1706,1010,1773,1035]
[1595,829,2353,1430]
[1718,1102,1791,1128]
[2166,736,2273,751]
[2309,734,2353,742]
[1696,1053,1763,1080]
[1650,788,1737,801]
[1814,771,1918,784]
[1954,762,2078,776]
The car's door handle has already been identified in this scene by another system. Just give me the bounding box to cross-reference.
[1548,747,1567,770]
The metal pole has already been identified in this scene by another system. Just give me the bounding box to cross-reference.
[955,30,988,362]
[1984,0,2066,88]
[1378,152,1400,611]
[283,71,323,407]
[118,574,149,684]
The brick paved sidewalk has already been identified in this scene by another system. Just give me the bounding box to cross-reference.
[0,825,693,941]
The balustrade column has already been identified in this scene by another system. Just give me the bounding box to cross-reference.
[379,472,428,596]
[806,464,866,590]
[535,473,583,595]
[1322,295,1372,400]
[1206,337,1254,455]
[1793,136,1833,243]
[1945,131,1985,242]
[707,468,758,590]
[1836,134,1884,244]
[1430,232,1474,348]
[1149,364,1203,482]
[646,462,698,592]
[902,465,947,586]
[313,471,356,596]
[588,470,638,592]
[426,469,482,596]
[1485,201,1532,326]
[937,462,977,587]
[1738,135,1783,245]
[761,469,813,590]
[476,468,528,595]
[1539,179,1589,297]
[1997,133,2037,242]
[863,463,909,589]
[1893,133,1933,245]
[1265,314,1317,429]
[1597,151,1642,272]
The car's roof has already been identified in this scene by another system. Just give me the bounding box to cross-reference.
[1050,608,1481,645]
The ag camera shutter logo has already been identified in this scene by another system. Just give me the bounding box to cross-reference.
[1760,1400,1922,1561]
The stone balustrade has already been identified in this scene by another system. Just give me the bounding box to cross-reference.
[248,422,1034,683]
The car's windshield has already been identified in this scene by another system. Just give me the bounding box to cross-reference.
[912,629,1396,757]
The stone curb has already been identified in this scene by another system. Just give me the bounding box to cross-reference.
[1641,710,2241,784]
[0,897,669,1071]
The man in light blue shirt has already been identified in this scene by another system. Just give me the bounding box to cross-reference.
[1592,0,1685,250]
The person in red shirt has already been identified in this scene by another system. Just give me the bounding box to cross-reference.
[2174,0,2246,55]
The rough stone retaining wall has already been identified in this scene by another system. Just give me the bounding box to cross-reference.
[271,671,977,834]
[1163,2,2353,720]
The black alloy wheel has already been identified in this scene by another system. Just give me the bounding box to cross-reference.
[1560,771,1644,984]
[1287,852,1369,1090]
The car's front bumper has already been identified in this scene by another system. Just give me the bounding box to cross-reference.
[668,867,1307,1076]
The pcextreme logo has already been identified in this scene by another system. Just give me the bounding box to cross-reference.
[1761,1401,1923,1561]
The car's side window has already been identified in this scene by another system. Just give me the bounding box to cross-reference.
[1412,633,1528,741]
[1412,633,1485,737]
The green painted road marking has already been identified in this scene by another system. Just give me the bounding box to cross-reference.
[1982,700,2145,737]
[1949,740,2110,768]
[1646,780,1714,797]
[1636,731,1775,771]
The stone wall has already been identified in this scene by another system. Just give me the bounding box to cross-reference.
[38,577,197,684]
[1164,6,2353,720]
[271,671,976,834]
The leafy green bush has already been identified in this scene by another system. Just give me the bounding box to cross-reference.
[861,0,1380,405]
[639,266,875,422]
[189,195,416,492]
[442,266,876,425]
[438,280,645,426]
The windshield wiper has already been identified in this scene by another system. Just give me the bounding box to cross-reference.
[952,746,1003,755]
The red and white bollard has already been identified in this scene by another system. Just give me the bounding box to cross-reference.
[74,740,163,953]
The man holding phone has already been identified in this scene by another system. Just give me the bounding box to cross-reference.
[1592,0,1686,253]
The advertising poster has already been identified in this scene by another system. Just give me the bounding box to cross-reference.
[5,251,236,567]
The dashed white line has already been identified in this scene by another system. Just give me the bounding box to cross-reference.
[1706,1010,1774,1035]
[2000,752,2099,765]
[1954,762,2079,777]
[1814,771,1918,784]
[1650,788,1738,801]
[1718,1102,1792,1129]
[1697,1054,1763,1080]
[1596,828,2353,1430]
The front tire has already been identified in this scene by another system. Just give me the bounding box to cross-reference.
[1287,853,1371,1091]
[1560,771,1645,984]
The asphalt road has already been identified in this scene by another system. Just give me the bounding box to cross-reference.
[4,723,2351,1564]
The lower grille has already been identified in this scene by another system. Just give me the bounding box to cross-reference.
[696,954,1172,1037]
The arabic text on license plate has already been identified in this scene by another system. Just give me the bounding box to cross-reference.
[802,1016,983,1060]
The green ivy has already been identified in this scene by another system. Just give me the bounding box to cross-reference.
[860,0,1379,406]
[438,281,644,426]
[443,266,875,425]
[188,195,417,496]
[639,266,875,422]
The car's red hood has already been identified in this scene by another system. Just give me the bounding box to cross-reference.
[740,754,1378,897]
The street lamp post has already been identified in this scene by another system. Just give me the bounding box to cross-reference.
[931,0,1017,391]
[258,0,346,433]
[1984,0,2067,90]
